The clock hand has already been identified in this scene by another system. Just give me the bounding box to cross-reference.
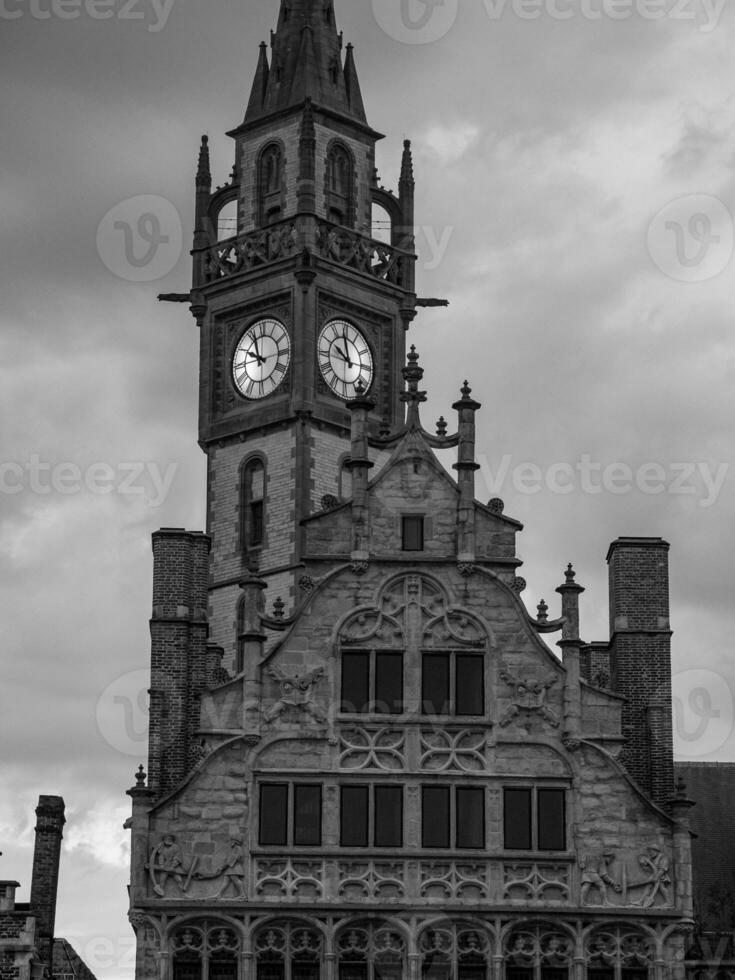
[336,345,354,368]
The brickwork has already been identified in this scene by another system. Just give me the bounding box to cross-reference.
[148,530,210,795]
[29,797,64,968]
[607,538,674,807]
[208,431,296,582]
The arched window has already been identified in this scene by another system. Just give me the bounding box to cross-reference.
[259,143,284,226]
[419,927,490,980]
[504,927,572,980]
[325,143,354,227]
[255,923,322,980]
[585,928,654,980]
[241,457,266,553]
[337,923,405,980]
[172,926,241,980]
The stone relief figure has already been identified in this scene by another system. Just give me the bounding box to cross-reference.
[499,667,559,727]
[147,834,196,897]
[195,838,246,900]
[579,851,622,905]
[265,665,327,724]
[635,845,671,908]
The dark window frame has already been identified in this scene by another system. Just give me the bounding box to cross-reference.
[240,455,266,554]
[402,515,425,552]
[340,649,404,714]
[421,784,486,850]
[503,786,567,852]
[340,783,404,848]
[421,650,485,717]
[258,782,323,848]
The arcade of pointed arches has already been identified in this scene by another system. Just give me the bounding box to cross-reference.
[163,918,679,980]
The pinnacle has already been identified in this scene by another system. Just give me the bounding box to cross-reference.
[242,0,368,127]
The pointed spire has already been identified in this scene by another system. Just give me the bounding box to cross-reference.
[246,42,270,119]
[343,43,367,123]
[242,0,369,127]
[196,135,211,187]
[400,139,414,189]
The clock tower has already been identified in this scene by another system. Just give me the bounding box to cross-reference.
[189,0,417,668]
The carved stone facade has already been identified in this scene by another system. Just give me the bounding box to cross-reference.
[127,4,698,980]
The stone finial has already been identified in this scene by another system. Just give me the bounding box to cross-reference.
[565,562,576,583]
[488,498,505,514]
[537,599,549,623]
[401,346,427,426]
[273,597,285,620]
[197,135,211,182]
[436,416,448,437]
[379,417,391,439]
[135,765,147,788]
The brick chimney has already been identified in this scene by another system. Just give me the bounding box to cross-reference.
[29,795,66,967]
[607,537,674,807]
[148,528,210,796]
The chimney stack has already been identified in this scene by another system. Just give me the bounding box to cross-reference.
[607,537,674,807]
[30,795,66,967]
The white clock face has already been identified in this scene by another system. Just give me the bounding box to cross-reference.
[318,319,374,400]
[232,318,291,400]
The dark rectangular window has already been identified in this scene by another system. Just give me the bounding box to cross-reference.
[258,966,284,980]
[292,966,319,980]
[340,967,368,980]
[375,966,401,980]
[402,515,424,551]
[210,962,237,980]
[422,653,450,714]
[506,971,533,980]
[293,784,322,846]
[540,971,568,980]
[458,967,485,980]
[341,652,369,712]
[374,785,403,847]
[174,962,202,980]
[260,783,288,846]
[504,788,532,850]
[342,650,404,714]
[249,500,264,546]
[341,785,369,846]
[423,961,451,980]
[422,786,450,848]
[456,787,485,848]
[456,654,484,715]
[375,652,403,714]
[537,788,566,851]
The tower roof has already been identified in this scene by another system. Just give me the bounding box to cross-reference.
[242,0,368,127]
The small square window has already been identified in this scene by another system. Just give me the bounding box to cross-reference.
[402,516,424,551]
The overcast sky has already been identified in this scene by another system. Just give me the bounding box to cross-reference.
[2,0,735,977]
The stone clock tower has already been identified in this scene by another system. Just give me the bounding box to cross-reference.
[189,0,417,666]
[127,4,695,980]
